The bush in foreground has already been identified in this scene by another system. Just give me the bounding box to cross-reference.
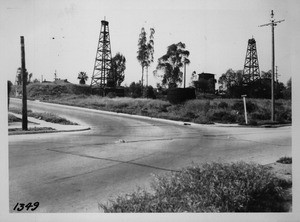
[100,162,290,212]
[276,157,292,164]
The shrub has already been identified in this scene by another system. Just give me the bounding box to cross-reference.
[248,119,258,126]
[183,111,198,120]
[167,88,196,104]
[194,115,213,124]
[218,101,228,109]
[276,157,292,164]
[100,162,289,212]
[106,92,117,98]
[232,101,257,113]
[250,111,271,120]
[209,111,237,123]
[276,109,292,123]
[143,86,156,99]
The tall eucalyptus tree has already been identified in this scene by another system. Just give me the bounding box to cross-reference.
[155,42,190,88]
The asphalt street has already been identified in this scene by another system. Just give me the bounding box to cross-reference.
[9,98,291,212]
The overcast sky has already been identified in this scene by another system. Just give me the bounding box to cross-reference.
[1,0,299,87]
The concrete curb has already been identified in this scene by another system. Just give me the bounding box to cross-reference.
[8,111,91,135]
[8,127,91,135]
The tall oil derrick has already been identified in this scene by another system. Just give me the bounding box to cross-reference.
[90,20,114,91]
[243,38,260,83]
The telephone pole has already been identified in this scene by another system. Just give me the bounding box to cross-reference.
[259,10,284,122]
[20,36,28,130]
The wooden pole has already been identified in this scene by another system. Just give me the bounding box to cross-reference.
[21,36,28,130]
[242,95,248,124]
[259,10,284,122]
[271,21,275,121]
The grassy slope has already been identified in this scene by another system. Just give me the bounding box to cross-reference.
[48,95,291,125]
[9,107,78,125]
[11,83,292,125]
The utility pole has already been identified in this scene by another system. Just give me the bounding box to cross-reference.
[259,10,284,122]
[20,36,28,130]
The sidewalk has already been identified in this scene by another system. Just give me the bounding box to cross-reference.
[8,112,90,135]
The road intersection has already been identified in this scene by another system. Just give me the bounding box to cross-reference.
[9,99,291,212]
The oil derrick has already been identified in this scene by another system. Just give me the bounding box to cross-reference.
[243,38,260,83]
[90,20,114,91]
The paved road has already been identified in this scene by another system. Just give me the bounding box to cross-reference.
[9,99,291,212]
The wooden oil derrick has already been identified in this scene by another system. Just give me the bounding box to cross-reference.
[90,20,114,93]
[243,38,260,83]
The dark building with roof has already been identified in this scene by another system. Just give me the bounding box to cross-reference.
[194,72,216,94]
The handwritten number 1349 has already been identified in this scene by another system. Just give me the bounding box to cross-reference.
[13,202,39,211]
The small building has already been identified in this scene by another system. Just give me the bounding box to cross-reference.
[53,79,70,84]
[195,72,216,94]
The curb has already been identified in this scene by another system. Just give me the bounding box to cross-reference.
[8,127,91,136]
[8,109,91,136]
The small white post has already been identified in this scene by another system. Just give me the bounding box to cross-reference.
[241,95,248,124]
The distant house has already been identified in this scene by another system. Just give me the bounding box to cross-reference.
[194,72,216,94]
[41,78,70,84]
[42,80,52,83]
[54,79,70,84]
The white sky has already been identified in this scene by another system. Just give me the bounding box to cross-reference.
[1,0,299,87]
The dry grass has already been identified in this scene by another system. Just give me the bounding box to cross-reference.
[44,95,292,125]
[100,162,291,212]
[9,107,77,125]
[12,83,291,125]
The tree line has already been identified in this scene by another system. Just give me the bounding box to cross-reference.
[11,25,291,101]
[218,69,291,99]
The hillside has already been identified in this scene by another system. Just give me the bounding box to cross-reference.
[12,82,92,99]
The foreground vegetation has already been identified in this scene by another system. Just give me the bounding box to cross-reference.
[276,157,292,164]
[100,162,291,212]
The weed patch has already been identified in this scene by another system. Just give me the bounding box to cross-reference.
[8,113,22,123]
[12,83,291,125]
[276,157,292,164]
[100,162,289,212]
[9,107,77,125]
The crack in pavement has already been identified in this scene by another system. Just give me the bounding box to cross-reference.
[46,148,181,182]
[43,136,203,150]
